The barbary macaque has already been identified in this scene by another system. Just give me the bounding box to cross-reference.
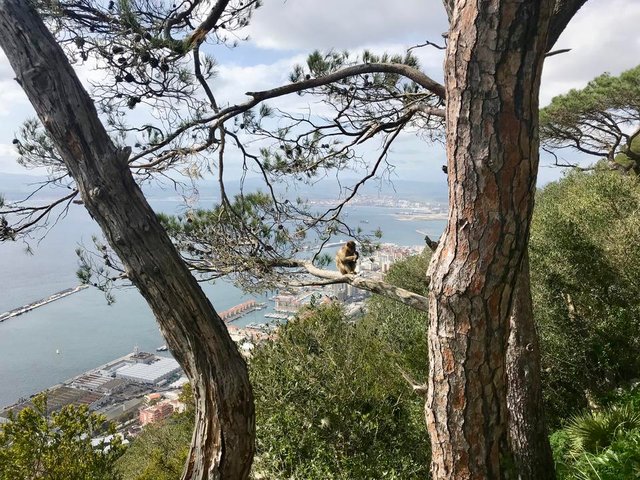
[335,240,359,274]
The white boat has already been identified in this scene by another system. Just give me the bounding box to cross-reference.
[156,345,168,352]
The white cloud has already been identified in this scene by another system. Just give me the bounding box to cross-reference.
[246,0,448,51]
[0,51,30,117]
[0,0,638,184]
[213,54,307,104]
[540,0,640,106]
[0,143,26,175]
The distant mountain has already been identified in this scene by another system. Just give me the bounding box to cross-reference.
[185,175,449,205]
[1,172,449,206]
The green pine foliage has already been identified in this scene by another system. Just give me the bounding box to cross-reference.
[539,65,640,173]
[540,66,640,129]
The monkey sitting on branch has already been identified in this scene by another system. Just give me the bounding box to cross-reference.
[335,240,359,275]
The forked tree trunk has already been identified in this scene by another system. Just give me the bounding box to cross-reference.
[426,1,553,478]
[506,256,555,480]
[0,1,254,479]
[503,2,588,478]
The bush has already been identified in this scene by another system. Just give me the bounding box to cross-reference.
[117,413,192,480]
[364,250,429,380]
[250,303,429,479]
[552,400,640,479]
[531,169,640,422]
[0,394,124,480]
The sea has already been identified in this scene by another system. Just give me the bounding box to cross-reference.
[0,196,446,409]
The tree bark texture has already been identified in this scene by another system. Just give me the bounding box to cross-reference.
[426,1,553,478]
[503,1,587,478]
[506,256,555,480]
[0,2,254,479]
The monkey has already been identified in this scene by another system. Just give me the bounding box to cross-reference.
[335,240,359,275]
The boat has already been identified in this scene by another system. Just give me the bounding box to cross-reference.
[156,345,168,352]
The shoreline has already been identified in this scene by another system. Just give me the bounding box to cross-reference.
[391,213,449,221]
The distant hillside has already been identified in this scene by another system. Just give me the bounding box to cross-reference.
[175,175,450,205]
[1,173,449,206]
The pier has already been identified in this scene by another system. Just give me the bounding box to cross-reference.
[0,285,89,323]
[219,300,265,323]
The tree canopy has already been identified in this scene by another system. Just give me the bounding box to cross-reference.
[0,394,124,480]
[540,65,640,172]
[531,168,640,420]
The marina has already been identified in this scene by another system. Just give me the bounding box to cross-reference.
[219,300,266,323]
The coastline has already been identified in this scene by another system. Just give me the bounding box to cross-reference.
[391,212,449,221]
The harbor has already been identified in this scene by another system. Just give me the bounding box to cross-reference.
[219,300,266,323]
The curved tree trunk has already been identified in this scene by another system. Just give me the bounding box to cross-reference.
[426,1,553,478]
[507,256,555,480]
[0,1,254,479]
[500,3,588,478]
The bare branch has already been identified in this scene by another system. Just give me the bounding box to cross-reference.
[545,48,571,58]
[547,0,588,51]
[182,0,231,47]
[246,63,446,101]
[408,40,446,52]
[424,235,439,252]
[275,259,429,312]
[399,367,428,398]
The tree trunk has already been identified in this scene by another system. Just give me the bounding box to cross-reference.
[0,2,254,479]
[506,256,555,480]
[501,2,588,478]
[426,1,553,478]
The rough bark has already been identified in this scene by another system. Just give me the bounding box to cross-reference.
[547,0,588,51]
[426,1,553,478]
[0,1,254,479]
[506,257,555,480]
[503,2,587,478]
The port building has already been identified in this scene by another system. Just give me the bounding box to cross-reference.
[115,357,181,385]
[139,401,175,426]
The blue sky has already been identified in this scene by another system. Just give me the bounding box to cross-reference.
[0,0,638,187]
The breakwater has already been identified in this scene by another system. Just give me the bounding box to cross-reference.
[0,285,89,323]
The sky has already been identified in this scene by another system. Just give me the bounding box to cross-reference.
[0,0,638,186]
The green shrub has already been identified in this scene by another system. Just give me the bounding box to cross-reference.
[531,169,640,422]
[0,394,124,480]
[552,393,640,479]
[117,413,192,480]
[565,406,640,455]
[250,303,429,479]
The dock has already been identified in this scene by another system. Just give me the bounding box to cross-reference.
[264,312,291,321]
[219,300,266,323]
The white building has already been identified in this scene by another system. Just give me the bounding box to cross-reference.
[115,358,182,385]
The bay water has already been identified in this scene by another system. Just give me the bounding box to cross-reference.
[0,200,446,408]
